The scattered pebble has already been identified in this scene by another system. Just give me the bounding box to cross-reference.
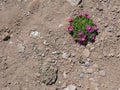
[99,70,106,77]
[105,26,113,32]
[83,49,90,58]
[30,31,40,38]
[116,31,120,37]
[62,52,69,59]
[17,43,25,53]
[66,0,82,6]
[43,40,49,46]
[84,61,90,67]
[63,72,67,79]
[64,84,77,90]
[58,24,64,28]
[79,73,84,78]
[86,68,94,74]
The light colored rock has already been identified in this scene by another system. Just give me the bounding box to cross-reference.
[58,24,64,28]
[17,43,25,53]
[30,31,40,38]
[63,72,67,79]
[79,73,84,78]
[83,49,90,58]
[84,61,90,67]
[99,70,106,77]
[43,40,49,46]
[64,84,77,90]
[62,52,69,59]
[86,68,94,74]
[117,31,120,37]
[66,0,82,6]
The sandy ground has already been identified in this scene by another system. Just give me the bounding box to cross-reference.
[0,0,120,90]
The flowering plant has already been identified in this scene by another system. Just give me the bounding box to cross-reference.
[67,12,98,45]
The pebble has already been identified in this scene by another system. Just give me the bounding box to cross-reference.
[84,61,90,67]
[17,43,25,53]
[99,70,106,77]
[105,26,113,32]
[116,31,120,37]
[86,68,94,74]
[62,52,69,59]
[30,31,40,38]
[58,24,64,28]
[63,84,77,90]
[66,0,82,6]
[63,72,67,79]
[43,40,49,46]
[83,49,90,58]
[79,73,84,78]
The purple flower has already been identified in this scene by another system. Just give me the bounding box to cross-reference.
[86,26,93,33]
[68,17,74,22]
[86,26,91,30]
[78,31,82,36]
[78,12,82,17]
[84,12,90,18]
[91,36,96,41]
[93,25,98,31]
[67,25,73,32]
[81,34,87,41]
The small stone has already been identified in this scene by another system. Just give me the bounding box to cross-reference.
[43,40,49,46]
[62,52,69,59]
[105,26,113,32]
[64,84,77,90]
[30,31,40,38]
[116,31,120,37]
[66,0,82,6]
[84,61,90,67]
[61,82,67,89]
[63,72,67,79]
[41,53,45,57]
[17,43,25,53]
[79,73,84,78]
[99,70,106,77]
[83,49,90,58]
[52,51,59,55]
[58,24,64,28]
[86,68,94,74]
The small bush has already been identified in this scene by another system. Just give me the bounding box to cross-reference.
[67,12,98,45]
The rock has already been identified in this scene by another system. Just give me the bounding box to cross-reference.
[84,61,90,67]
[86,68,94,74]
[63,72,67,79]
[116,31,120,37]
[118,88,120,90]
[0,32,10,41]
[99,70,106,77]
[17,43,25,53]
[79,73,84,78]
[62,52,69,59]
[66,0,82,6]
[58,24,64,28]
[30,31,40,38]
[83,49,90,58]
[64,84,77,90]
[40,65,58,85]
[43,40,49,46]
[105,26,113,32]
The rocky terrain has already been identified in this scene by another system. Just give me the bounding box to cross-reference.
[0,0,120,90]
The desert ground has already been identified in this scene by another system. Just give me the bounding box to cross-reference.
[0,0,120,90]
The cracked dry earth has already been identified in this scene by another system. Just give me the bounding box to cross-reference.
[0,0,120,90]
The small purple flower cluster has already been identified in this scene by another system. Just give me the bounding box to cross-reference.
[67,12,98,45]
